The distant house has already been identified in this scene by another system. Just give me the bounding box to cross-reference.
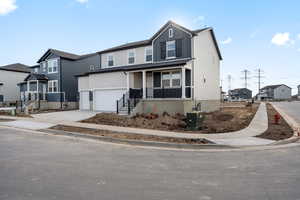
[228,88,252,101]
[258,84,291,100]
[0,63,31,104]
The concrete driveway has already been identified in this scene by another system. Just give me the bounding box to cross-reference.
[32,110,98,123]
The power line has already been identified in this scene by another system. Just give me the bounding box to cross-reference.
[241,69,251,89]
[254,68,265,94]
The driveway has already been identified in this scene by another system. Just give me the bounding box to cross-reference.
[272,101,300,126]
[32,110,98,123]
[1,127,300,200]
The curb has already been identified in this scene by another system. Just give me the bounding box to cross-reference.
[40,129,235,150]
[271,103,300,137]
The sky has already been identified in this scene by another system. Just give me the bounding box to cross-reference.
[0,0,300,95]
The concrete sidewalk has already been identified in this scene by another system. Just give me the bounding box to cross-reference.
[0,103,271,146]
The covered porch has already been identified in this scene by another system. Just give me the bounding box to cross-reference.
[126,64,192,100]
[19,74,48,102]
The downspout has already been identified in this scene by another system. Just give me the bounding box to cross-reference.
[60,58,63,109]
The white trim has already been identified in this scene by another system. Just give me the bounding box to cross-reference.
[166,40,176,59]
[47,58,59,74]
[169,28,174,38]
[127,49,136,65]
[107,53,115,67]
[144,46,153,63]
[93,87,127,91]
[48,80,58,93]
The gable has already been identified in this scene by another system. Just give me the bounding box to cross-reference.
[38,50,60,63]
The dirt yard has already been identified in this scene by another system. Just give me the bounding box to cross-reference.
[81,103,259,134]
[51,125,212,144]
[0,111,32,118]
[256,104,294,140]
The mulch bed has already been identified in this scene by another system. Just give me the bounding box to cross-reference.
[81,103,259,134]
[51,125,212,144]
[256,104,294,140]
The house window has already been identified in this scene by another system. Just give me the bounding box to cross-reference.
[48,59,58,73]
[162,71,181,88]
[108,55,114,67]
[166,40,176,59]
[90,65,95,71]
[34,68,38,73]
[48,80,58,93]
[145,47,152,62]
[128,51,135,64]
[169,28,174,38]
[41,62,47,72]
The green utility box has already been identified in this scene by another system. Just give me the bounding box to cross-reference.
[186,112,205,131]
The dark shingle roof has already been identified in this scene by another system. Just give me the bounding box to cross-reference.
[96,21,222,60]
[77,58,192,77]
[24,74,48,81]
[0,63,31,73]
[261,84,291,90]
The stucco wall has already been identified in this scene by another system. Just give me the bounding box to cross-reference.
[192,30,221,101]
[101,45,151,68]
[0,70,29,102]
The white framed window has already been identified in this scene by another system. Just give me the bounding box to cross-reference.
[128,50,135,64]
[161,71,181,88]
[145,47,153,62]
[107,54,114,67]
[41,62,47,72]
[48,59,58,73]
[90,65,95,71]
[48,80,58,93]
[169,28,174,38]
[34,68,38,73]
[166,40,176,59]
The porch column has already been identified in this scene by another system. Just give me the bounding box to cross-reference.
[182,68,186,98]
[142,70,146,99]
[27,81,30,92]
[126,72,130,92]
[36,80,39,100]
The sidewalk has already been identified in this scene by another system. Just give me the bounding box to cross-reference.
[0,103,271,146]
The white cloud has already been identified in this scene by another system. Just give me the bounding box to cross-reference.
[271,32,291,46]
[221,37,232,45]
[193,16,205,24]
[0,0,17,15]
[76,0,88,3]
[298,34,300,40]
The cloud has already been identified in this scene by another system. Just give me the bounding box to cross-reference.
[271,32,291,46]
[76,0,88,3]
[0,0,17,15]
[193,16,205,24]
[298,34,300,40]
[221,37,232,45]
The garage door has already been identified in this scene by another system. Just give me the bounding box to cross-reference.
[94,89,125,112]
[80,91,90,110]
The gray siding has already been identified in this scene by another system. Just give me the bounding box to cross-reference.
[61,54,101,102]
[153,24,192,62]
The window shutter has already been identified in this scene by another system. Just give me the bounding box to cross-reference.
[160,42,166,60]
[153,72,161,87]
[176,39,183,57]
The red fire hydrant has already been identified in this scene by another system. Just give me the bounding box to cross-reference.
[274,113,280,125]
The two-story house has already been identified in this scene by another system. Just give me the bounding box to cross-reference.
[0,63,31,104]
[258,84,292,101]
[77,21,222,115]
[228,88,252,101]
[18,49,100,110]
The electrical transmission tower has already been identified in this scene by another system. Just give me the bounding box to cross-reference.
[254,68,265,94]
[241,69,251,89]
[227,75,232,91]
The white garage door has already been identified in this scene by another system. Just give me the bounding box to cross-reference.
[80,91,90,110]
[94,89,125,112]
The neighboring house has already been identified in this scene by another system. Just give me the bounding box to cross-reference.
[77,20,222,114]
[0,63,31,104]
[258,84,292,100]
[18,49,100,109]
[228,88,252,101]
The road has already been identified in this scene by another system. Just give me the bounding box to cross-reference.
[1,127,300,200]
[273,101,300,125]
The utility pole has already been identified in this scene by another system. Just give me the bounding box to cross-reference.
[241,69,251,89]
[254,68,265,94]
[227,75,232,91]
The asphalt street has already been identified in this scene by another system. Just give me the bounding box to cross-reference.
[273,101,300,125]
[0,127,300,200]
